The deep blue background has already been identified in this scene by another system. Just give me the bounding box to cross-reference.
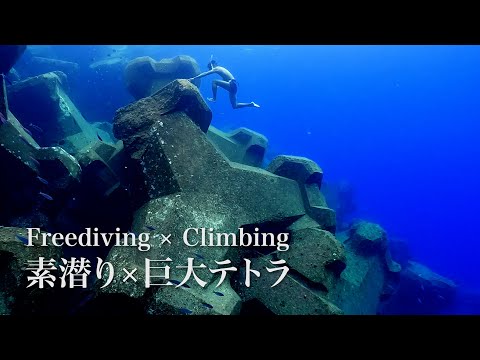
[19,45,480,309]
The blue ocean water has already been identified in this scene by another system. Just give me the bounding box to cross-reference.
[16,45,480,313]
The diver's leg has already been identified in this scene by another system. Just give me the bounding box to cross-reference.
[229,92,260,109]
[208,80,219,102]
[208,80,231,102]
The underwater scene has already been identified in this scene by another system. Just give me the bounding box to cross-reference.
[0,44,478,315]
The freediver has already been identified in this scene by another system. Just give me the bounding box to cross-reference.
[188,57,260,109]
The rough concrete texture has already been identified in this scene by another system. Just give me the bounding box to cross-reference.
[278,228,346,291]
[346,221,401,273]
[287,214,323,232]
[146,280,242,315]
[325,244,387,314]
[97,79,306,314]
[346,221,387,255]
[0,226,62,314]
[267,155,336,233]
[0,109,81,228]
[233,253,343,315]
[207,126,268,167]
[7,72,112,154]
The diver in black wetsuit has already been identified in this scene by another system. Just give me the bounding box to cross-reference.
[188,58,260,109]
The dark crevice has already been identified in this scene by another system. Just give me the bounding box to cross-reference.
[0,251,15,300]
[245,144,265,166]
[74,293,145,315]
[240,298,275,315]
[325,259,347,276]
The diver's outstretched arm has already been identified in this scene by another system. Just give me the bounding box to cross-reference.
[188,70,216,81]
